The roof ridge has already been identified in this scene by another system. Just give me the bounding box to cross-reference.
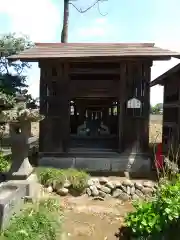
[35,42,155,47]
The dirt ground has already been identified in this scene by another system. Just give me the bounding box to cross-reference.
[60,195,133,240]
[21,118,161,239]
[58,177,156,240]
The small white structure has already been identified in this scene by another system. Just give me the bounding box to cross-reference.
[127,98,141,109]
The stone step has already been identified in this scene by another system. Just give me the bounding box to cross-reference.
[39,154,151,173]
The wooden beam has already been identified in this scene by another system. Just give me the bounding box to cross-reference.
[39,67,49,152]
[70,68,120,75]
[142,62,151,151]
[118,62,126,152]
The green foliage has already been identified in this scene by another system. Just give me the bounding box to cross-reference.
[1,198,62,240]
[151,103,163,115]
[37,167,89,193]
[0,91,15,107]
[0,153,11,172]
[0,33,33,97]
[125,177,180,239]
[65,168,89,192]
[37,167,67,187]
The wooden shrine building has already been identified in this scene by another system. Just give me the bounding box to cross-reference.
[150,63,180,155]
[9,43,180,172]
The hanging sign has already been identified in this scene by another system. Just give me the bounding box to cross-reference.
[127,98,141,109]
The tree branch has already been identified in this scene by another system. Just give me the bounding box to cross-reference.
[69,0,107,15]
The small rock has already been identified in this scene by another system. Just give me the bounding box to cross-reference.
[99,177,108,184]
[90,185,99,196]
[95,183,102,190]
[120,185,127,193]
[99,190,107,198]
[132,194,140,200]
[135,189,144,198]
[130,186,136,195]
[122,179,133,187]
[46,186,53,193]
[114,182,122,188]
[92,178,100,186]
[100,186,111,194]
[86,188,92,196]
[57,187,69,196]
[141,187,153,195]
[112,188,123,198]
[135,182,143,190]
[63,180,71,188]
[119,192,130,201]
[106,194,112,199]
[126,186,131,195]
[105,181,115,189]
[143,181,154,188]
[87,179,94,186]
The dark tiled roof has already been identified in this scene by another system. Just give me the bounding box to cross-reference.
[8,43,180,61]
[150,63,180,87]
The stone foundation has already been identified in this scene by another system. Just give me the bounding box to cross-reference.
[44,177,156,201]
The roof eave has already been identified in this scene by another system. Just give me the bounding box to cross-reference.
[150,63,180,87]
[7,55,176,62]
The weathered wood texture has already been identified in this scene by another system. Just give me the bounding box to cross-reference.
[162,74,180,153]
[39,60,151,155]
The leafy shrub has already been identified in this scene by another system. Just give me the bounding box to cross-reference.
[124,176,180,239]
[1,198,62,240]
[37,167,89,193]
[65,168,89,193]
[0,153,11,172]
[36,167,66,188]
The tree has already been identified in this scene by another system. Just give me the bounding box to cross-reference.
[0,33,33,96]
[151,103,163,114]
[61,0,107,43]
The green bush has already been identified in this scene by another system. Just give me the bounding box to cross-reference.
[0,153,11,172]
[36,167,66,188]
[1,198,62,240]
[37,168,89,193]
[65,168,89,193]
[125,176,180,239]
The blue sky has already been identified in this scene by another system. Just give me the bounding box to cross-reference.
[0,0,180,105]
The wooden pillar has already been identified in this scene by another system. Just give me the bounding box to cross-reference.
[39,63,48,152]
[118,62,126,152]
[57,62,70,152]
[143,62,151,151]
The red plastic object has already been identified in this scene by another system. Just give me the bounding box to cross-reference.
[155,143,164,169]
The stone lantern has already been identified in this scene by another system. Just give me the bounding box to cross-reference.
[3,93,44,180]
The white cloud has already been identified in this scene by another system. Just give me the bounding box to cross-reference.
[0,0,60,42]
[76,17,112,38]
[0,0,60,98]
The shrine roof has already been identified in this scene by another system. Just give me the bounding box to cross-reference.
[150,63,180,87]
[8,42,180,61]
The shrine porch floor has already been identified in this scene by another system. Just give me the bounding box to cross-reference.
[38,148,151,173]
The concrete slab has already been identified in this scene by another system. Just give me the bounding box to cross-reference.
[0,184,26,230]
[39,154,151,173]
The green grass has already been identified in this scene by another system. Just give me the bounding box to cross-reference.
[36,167,89,194]
[0,153,11,172]
[0,198,63,240]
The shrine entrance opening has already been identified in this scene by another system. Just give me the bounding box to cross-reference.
[70,98,118,150]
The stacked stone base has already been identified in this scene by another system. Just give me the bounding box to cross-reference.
[45,177,156,201]
[86,178,156,200]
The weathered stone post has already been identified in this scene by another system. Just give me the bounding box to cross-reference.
[8,122,33,179]
[2,93,44,198]
[6,94,32,179]
[7,94,43,181]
